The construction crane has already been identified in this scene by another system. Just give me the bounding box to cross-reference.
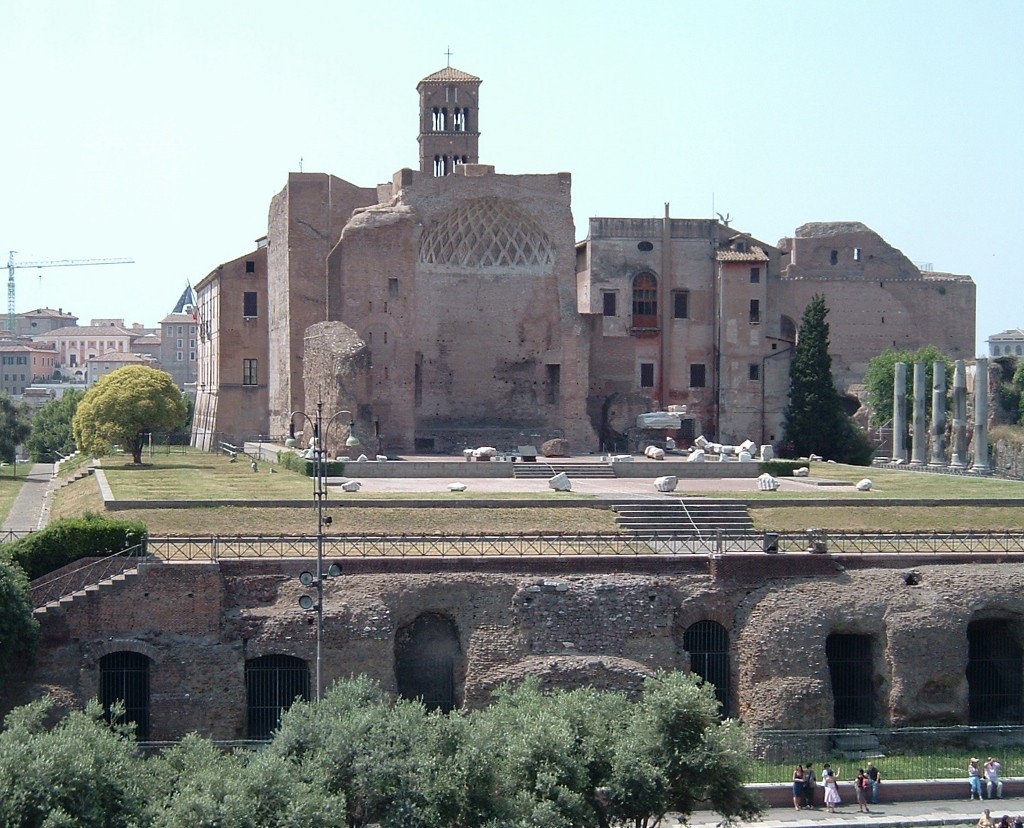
[6,250,134,333]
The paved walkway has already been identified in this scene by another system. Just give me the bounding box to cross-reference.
[1,462,56,533]
[681,795,1023,828]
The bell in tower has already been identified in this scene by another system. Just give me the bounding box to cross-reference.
[417,66,481,177]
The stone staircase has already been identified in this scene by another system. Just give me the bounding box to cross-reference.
[612,498,755,537]
[32,560,145,616]
[512,461,617,480]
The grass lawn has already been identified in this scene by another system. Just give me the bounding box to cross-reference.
[750,505,1024,532]
[0,465,26,526]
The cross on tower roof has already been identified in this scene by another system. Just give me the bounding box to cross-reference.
[445,47,453,67]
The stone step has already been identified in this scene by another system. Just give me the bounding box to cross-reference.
[34,568,139,616]
[611,498,754,536]
[512,463,617,479]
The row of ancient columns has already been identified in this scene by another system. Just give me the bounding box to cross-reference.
[891,358,990,472]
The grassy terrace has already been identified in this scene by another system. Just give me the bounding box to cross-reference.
[46,449,1024,535]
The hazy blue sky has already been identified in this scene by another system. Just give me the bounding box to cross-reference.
[2,0,1020,353]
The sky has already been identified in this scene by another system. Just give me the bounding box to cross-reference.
[2,0,1020,354]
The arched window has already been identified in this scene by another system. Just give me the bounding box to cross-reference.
[684,620,731,716]
[246,654,310,740]
[99,651,150,740]
[632,272,658,328]
[826,633,874,726]
[967,619,1022,724]
[395,613,461,713]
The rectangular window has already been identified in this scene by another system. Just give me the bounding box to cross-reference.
[602,291,617,317]
[243,292,258,317]
[177,338,183,348]
[749,363,761,381]
[388,278,399,298]
[750,267,760,284]
[673,291,689,320]
[640,362,655,388]
[547,364,560,405]
[245,260,256,273]
[749,299,760,324]
[414,353,423,407]
[690,363,706,388]
[175,353,183,361]
[243,358,258,386]
[177,326,183,335]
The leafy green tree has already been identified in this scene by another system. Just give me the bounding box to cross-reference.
[0,391,31,463]
[863,346,953,428]
[0,699,148,828]
[782,295,873,464]
[25,389,84,462]
[0,556,38,680]
[72,366,187,464]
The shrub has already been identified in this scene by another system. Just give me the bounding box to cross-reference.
[4,515,148,581]
[277,450,346,478]
[759,460,809,477]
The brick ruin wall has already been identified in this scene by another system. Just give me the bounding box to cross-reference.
[8,554,1024,741]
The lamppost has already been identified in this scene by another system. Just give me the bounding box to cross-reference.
[289,400,360,701]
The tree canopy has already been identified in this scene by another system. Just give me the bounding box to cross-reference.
[863,346,953,428]
[0,392,31,463]
[72,366,187,464]
[0,556,38,680]
[781,295,873,464]
[25,389,84,462]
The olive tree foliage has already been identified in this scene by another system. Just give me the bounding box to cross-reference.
[0,556,38,680]
[25,389,83,462]
[0,698,149,828]
[863,345,953,428]
[72,366,187,464]
[781,295,874,464]
[0,391,31,463]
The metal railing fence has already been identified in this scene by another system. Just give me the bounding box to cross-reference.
[143,530,1024,561]
[30,545,148,608]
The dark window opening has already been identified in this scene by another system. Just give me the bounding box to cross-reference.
[830,250,839,265]
[602,291,617,317]
[243,291,258,318]
[243,358,258,386]
[684,620,731,716]
[749,363,760,381]
[637,241,654,252]
[749,299,760,324]
[750,267,760,284]
[680,418,695,440]
[673,290,689,320]
[100,651,150,740]
[690,363,706,388]
[640,362,655,388]
[632,272,658,328]
[854,247,862,262]
[388,278,399,298]
[968,619,1023,724]
[547,363,560,405]
[414,437,435,452]
[245,260,255,273]
[826,633,874,726]
[395,613,461,713]
[246,654,310,740]
[414,352,423,407]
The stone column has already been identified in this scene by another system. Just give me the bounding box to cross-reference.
[892,361,908,463]
[911,361,928,465]
[951,359,969,468]
[929,361,947,467]
[973,357,991,473]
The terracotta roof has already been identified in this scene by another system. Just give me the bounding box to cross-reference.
[35,325,135,338]
[716,245,769,262]
[88,351,152,363]
[161,313,195,324]
[19,308,77,318]
[419,66,481,85]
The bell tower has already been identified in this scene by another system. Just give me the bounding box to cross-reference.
[417,66,481,177]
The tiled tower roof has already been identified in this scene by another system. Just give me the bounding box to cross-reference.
[419,67,481,85]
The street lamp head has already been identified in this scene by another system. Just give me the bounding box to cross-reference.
[298,594,315,611]
[299,571,314,586]
[327,563,342,578]
[346,422,360,448]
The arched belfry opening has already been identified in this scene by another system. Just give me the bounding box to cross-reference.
[395,613,462,712]
[417,67,481,176]
[967,618,1023,724]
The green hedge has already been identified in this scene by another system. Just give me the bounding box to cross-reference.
[277,451,346,478]
[759,459,810,477]
[2,515,148,581]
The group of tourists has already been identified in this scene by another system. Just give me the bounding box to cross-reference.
[975,810,1020,828]
[970,757,1005,801]
[791,761,882,814]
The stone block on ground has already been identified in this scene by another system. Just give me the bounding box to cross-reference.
[793,466,810,477]
[654,475,678,492]
[738,450,753,462]
[448,482,467,492]
[856,478,873,491]
[686,449,706,462]
[548,472,572,491]
[644,445,665,460]
[757,473,780,491]
[341,480,361,492]
[541,438,570,457]
[760,444,775,461]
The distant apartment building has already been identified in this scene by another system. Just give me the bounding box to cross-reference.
[159,313,197,388]
[15,308,78,337]
[0,340,60,396]
[33,324,138,381]
[86,351,157,386]
[988,328,1024,358]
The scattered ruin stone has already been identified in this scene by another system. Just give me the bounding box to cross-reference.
[757,473,780,491]
[548,472,572,491]
[654,475,678,493]
[793,466,810,477]
[644,445,665,460]
[541,438,570,457]
[341,480,361,492]
[448,482,467,492]
[760,444,775,461]
[856,478,873,491]
[687,449,706,462]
